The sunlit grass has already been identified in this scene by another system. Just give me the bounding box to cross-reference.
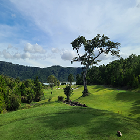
[1,84,140,139]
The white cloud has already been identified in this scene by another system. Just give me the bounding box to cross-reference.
[7,44,13,49]
[21,52,31,59]
[61,50,77,61]
[24,43,47,54]
[2,50,13,59]
[13,53,21,59]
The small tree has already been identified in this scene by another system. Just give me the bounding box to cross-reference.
[47,75,57,90]
[63,85,73,102]
[57,80,60,88]
[68,74,74,87]
[71,34,120,96]
[34,76,44,102]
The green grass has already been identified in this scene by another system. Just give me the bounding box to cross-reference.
[1,85,140,139]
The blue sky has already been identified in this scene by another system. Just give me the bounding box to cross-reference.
[0,0,140,68]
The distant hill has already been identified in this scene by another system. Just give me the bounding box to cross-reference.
[0,61,83,83]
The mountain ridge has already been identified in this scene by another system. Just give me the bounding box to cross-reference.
[0,60,83,82]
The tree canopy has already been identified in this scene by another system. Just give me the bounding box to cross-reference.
[47,75,57,90]
[71,34,121,96]
[68,74,74,87]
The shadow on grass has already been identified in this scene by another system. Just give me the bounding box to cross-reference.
[115,91,135,102]
[129,100,140,118]
[92,85,117,92]
[35,106,138,139]
[115,90,140,119]
[91,85,106,92]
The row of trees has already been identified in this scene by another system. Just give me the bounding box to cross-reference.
[76,54,140,89]
[0,75,44,113]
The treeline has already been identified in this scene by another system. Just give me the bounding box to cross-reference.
[0,75,44,113]
[0,62,82,82]
[76,54,140,89]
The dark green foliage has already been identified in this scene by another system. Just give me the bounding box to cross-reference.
[34,76,44,102]
[68,74,74,87]
[0,61,82,82]
[25,87,35,103]
[6,94,20,111]
[57,80,60,88]
[63,85,73,101]
[20,79,35,103]
[58,96,64,102]
[76,74,83,85]
[47,75,57,90]
[61,82,66,85]
[0,74,44,113]
[77,54,140,90]
[20,83,26,96]
[0,92,5,113]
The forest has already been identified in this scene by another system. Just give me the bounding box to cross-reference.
[76,53,140,90]
[0,62,82,82]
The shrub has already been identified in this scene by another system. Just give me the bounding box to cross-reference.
[58,96,64,101]
[25,104,31,109]
[61,82,66,85]
[63,86,73,101]
[1,109,7,114]
[6,94,20,111]
[0,93,6,113]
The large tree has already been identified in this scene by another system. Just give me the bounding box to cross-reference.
[71,34,121,96]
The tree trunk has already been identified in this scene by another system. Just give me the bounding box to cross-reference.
[67,95,69,101]
[70,82,72,87]
[83,69,88,96]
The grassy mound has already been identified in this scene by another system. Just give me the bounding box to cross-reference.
[0,85,140,139]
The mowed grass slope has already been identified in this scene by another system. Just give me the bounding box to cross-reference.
[0,85,140,140]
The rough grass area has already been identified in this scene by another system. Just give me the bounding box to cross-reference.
[0,85,140,140]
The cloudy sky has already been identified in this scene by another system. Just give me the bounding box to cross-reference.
[0,0,140,68]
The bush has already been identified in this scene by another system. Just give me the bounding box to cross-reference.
[0,93,6,113]
[58,96,64,101]
[61,82,66,85]
[25,104,31,109]
[63,86,73,101]
[6,94,20,111]
[1,109,7,114]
